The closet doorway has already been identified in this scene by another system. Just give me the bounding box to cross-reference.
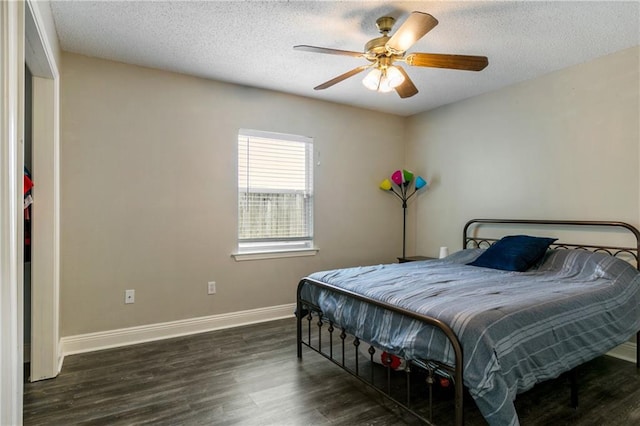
[24,0,60,383]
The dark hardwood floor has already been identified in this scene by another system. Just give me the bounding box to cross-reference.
[24,318,640,425]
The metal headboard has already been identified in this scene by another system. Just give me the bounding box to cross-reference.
[463,219,640,271]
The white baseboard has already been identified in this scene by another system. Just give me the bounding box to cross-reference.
[59,304,637,367]
[60,303,296,356]
[606,341,637,364]
[58,345,64,374]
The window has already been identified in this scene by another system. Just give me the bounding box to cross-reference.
[236,129,314,256]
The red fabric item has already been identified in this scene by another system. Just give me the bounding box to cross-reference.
[24,174,34,194]
[381,351,403,370]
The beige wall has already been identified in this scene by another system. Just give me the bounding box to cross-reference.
[60,45,640,337]
[60,52,406,336]
[406,46,640,257]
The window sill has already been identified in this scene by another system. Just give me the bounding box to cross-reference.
[231,248,319,262]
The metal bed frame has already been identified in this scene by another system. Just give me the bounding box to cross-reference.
[296,219,640,425]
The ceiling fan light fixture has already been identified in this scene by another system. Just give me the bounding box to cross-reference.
[362,68,382,90]
[377,80,394,93]
[385,66,405,88]
[362,66,405,93]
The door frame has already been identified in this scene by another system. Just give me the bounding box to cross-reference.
[0,1,25,423]
[1,0,60,422]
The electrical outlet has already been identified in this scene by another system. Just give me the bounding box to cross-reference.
[207,281,216,295]
[125,289,135,304]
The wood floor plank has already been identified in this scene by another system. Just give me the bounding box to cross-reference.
[24,318,640,425]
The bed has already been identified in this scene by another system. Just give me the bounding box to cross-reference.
[296,219,640,425]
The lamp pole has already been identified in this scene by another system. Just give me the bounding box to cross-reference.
[389,184,417,259]
[402,199,407,258]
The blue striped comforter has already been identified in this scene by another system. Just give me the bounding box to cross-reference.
[301,249,640,425]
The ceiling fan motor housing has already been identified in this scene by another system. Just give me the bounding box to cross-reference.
[365,36,391,58]
[376,16,396,34]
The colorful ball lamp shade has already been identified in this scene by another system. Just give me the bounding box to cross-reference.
[391,170,404,185]
[379,169,428,258]
[379,179,393,191]
[402,169,414,186]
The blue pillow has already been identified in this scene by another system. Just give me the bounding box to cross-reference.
[467,235,557,272]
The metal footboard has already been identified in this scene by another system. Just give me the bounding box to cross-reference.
[296,277,464,426]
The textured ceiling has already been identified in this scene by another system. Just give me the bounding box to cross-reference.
[50,1,640,116]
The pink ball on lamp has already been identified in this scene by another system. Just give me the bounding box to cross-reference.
[391,170,403,185]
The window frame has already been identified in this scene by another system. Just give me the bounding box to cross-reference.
[232,129,317,261]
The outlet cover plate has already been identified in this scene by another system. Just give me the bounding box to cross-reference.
[208,281,216,295]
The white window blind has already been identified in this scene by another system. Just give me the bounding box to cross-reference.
[237,129,313,253]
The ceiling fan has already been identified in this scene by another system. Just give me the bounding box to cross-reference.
[294,11,488,98]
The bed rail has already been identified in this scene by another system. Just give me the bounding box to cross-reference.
[297,277,464,426]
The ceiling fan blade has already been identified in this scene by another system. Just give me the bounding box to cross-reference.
[314,65,371,90]
[386,12,438,54]
[394,67,418,98]
[405,53,489,71]
[294,45,364,58]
